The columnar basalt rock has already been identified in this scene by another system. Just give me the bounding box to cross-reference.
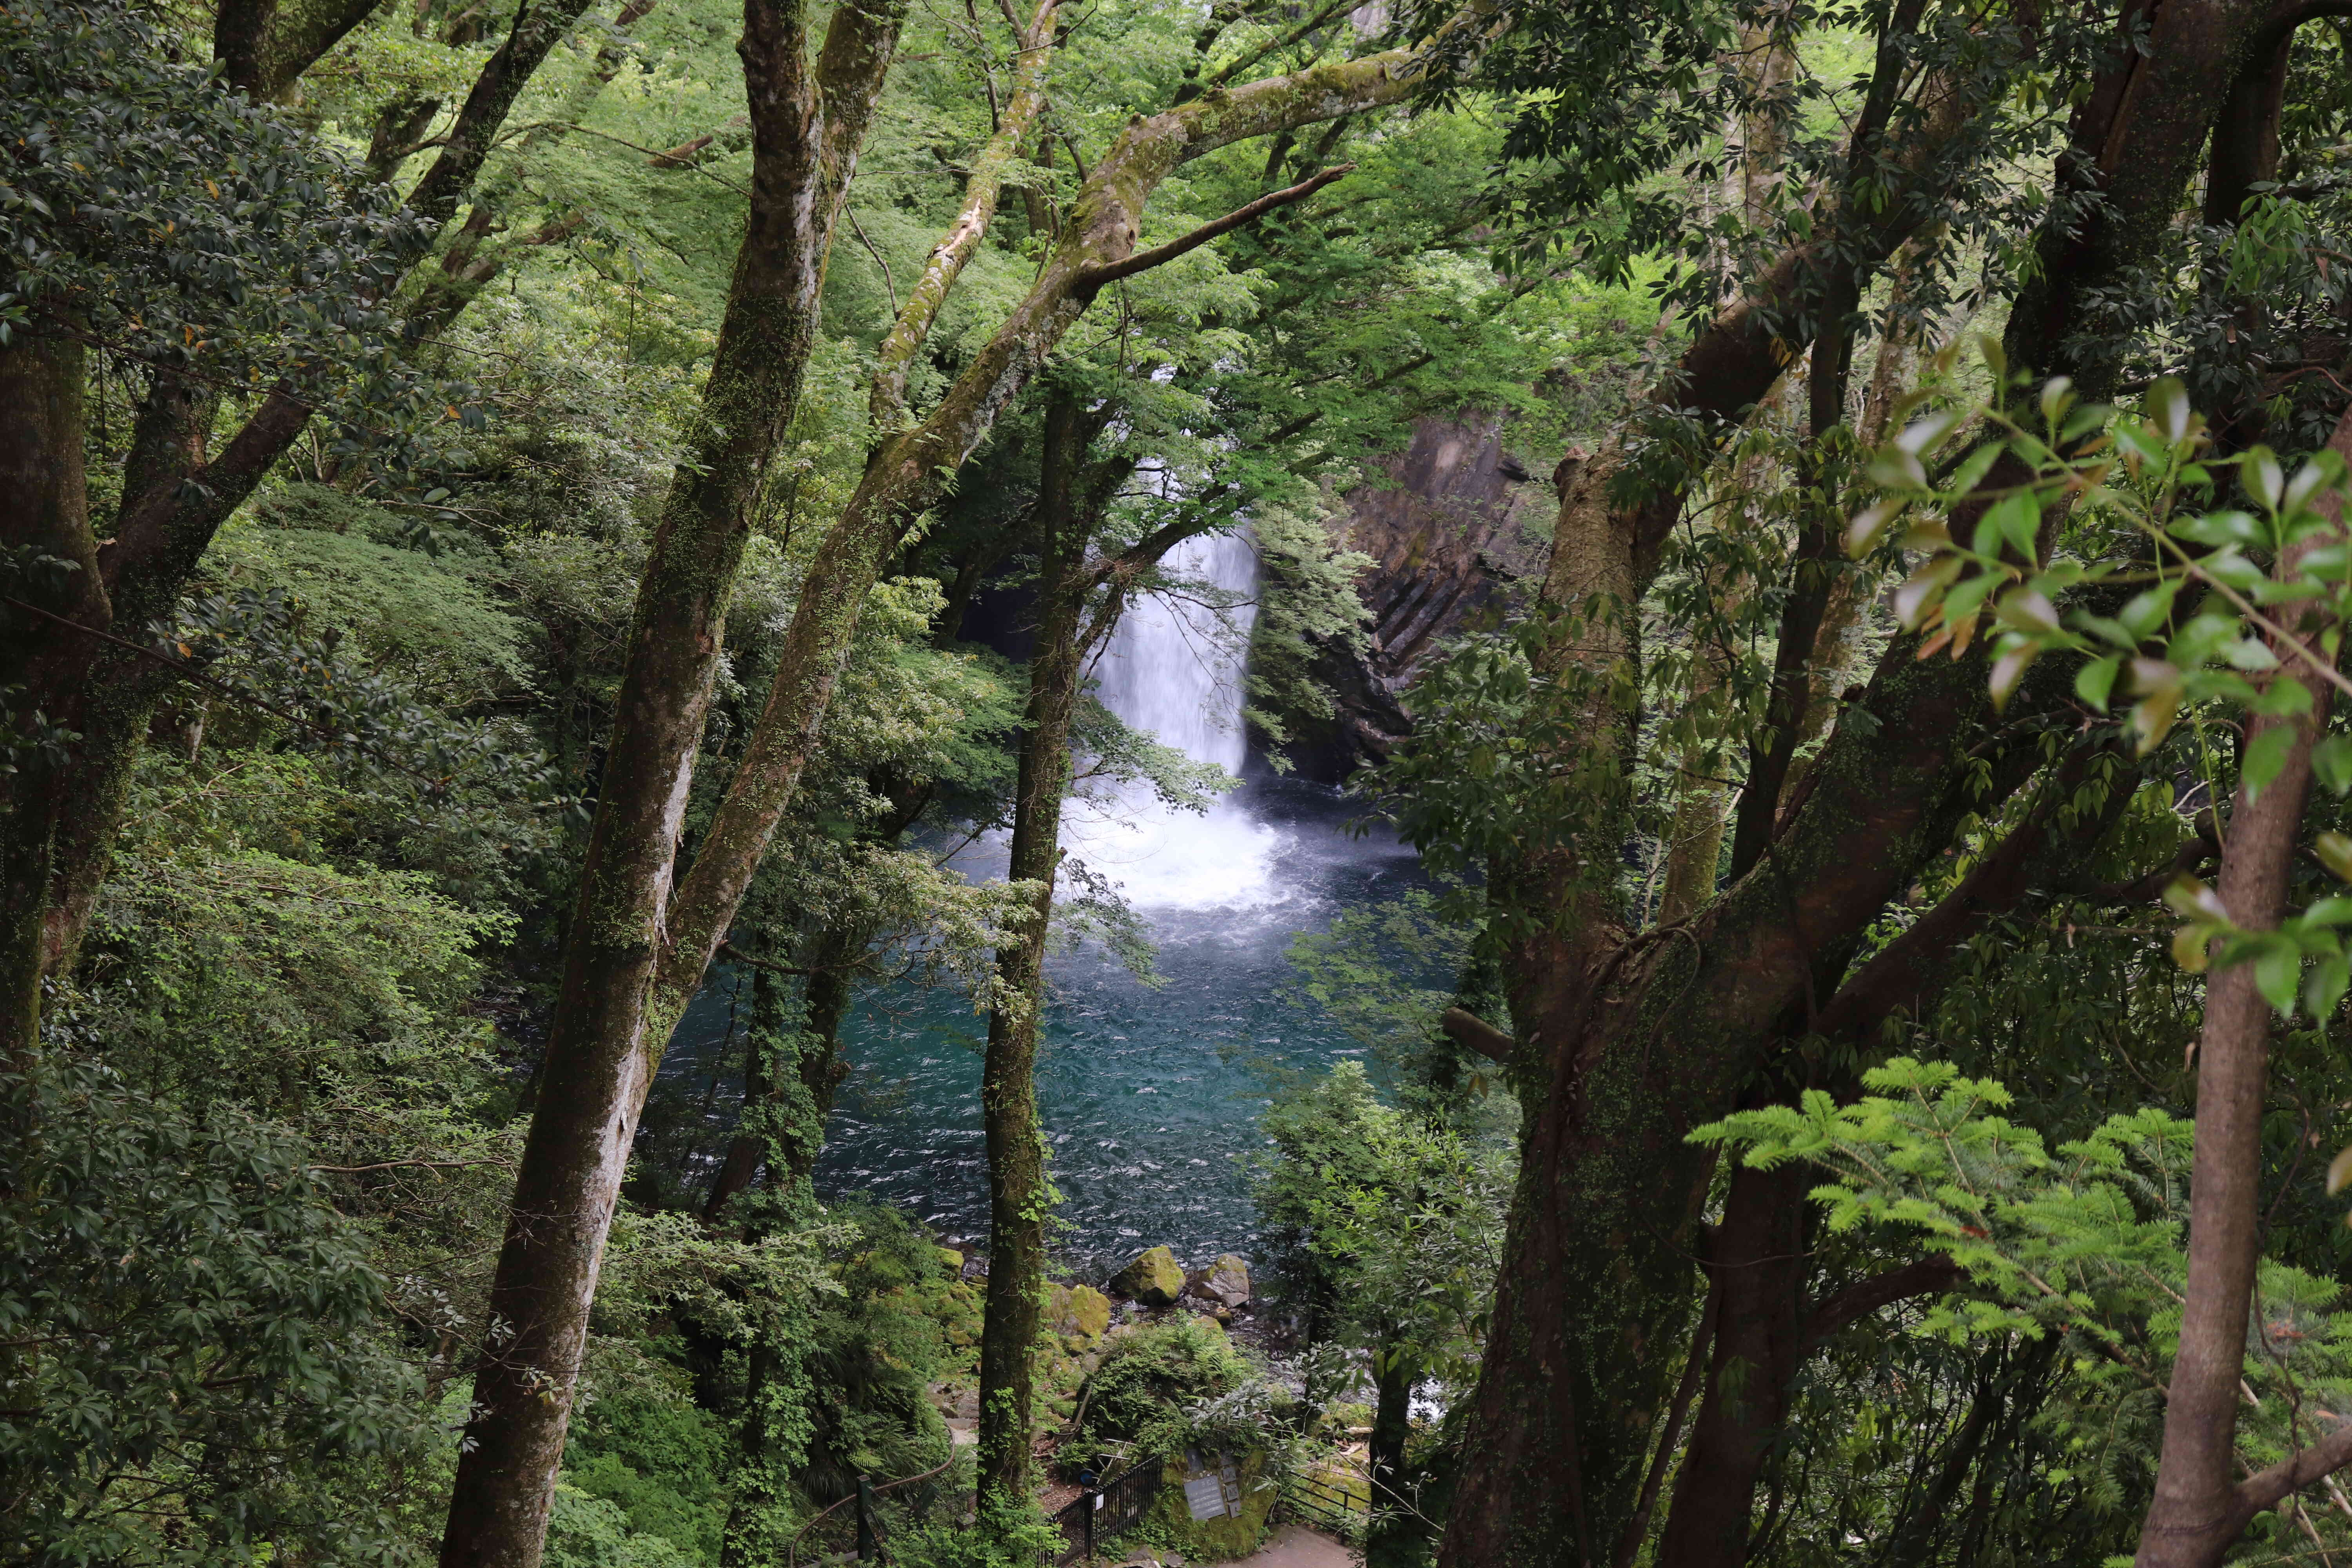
[1278,413,1549,779]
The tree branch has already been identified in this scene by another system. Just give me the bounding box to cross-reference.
[1074,162,1353,290]
[1442,1006,1514,1063]
[869,0,1061,426]
[1803,1256,1962,1348]
[2229,1419,2352,1535]
[717,940,811,977]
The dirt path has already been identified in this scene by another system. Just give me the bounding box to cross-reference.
[1116,1525,1353,1568]
[1232,1525,1354,1568]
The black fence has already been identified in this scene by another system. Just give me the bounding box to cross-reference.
[789,1454,964,1568]
[1278,1461,1367,1543]
[1045,1459,1162,1566]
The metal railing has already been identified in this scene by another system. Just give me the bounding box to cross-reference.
[1045,1459,1162,1566]
[1277,1459,1367,1543]
[788,1451,962,1568]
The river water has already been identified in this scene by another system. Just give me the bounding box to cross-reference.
[661,533,1425,1270]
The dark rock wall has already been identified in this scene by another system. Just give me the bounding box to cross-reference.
[1272,413,1552,782]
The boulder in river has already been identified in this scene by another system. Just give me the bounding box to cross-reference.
[1113,1246,1186,1307]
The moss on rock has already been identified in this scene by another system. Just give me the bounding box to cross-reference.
[1112,1246,1186,1306]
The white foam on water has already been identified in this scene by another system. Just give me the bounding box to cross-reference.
[1060,793,1289,912]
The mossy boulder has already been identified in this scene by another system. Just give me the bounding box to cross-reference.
[1113,1246,1186,1307]
[1050,1282,1113,1344]
[1199,1254,1249,1307]
[1073,1317,1248,1452]
[1142,1448,1276,1562]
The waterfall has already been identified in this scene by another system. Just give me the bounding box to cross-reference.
[1063,532,1288,911]
[1088,532,1257,773]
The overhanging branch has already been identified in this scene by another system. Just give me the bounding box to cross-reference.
[1074,163,1354,292]
[1442,1006,1514,1063]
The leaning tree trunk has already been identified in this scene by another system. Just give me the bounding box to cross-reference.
[2133,406,2352,1568]
[435,3,906,1562]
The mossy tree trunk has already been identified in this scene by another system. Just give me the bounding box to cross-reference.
[0,332,98,1070]
[434,2,908,1561]
[1441,3,2272,1559]
[976,390,1111,1507]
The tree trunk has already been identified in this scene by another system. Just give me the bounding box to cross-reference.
[1367,1343,1421,1568]
[435,3,907,1561]
[2132,410,2352,1568]
[1651,1161,1811,1568]
[704,926,857,1219]
[975,391,1095,1508]
[1441,4,2279,1556]
[0,330,98,1066]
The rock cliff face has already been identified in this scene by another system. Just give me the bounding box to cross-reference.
[1274,413,1552,781]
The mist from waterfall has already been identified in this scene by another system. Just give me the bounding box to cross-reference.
[1063,530,1289,911]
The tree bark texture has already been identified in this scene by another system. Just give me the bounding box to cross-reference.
[435,3,907,1562]
[1439,77,2005,1567]
[2133,406,2352,1568]
[0,332,98,1066]
[975,392,1095,1507]
[214,0,389,100]
[1650,1161,1811,1568]
[1367,1341,1420,1568]
[1439,2,2285,1556]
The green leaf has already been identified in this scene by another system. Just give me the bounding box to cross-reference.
[2317,831,2352,882]
[1977,332,2008,385]
[2169,510,2263,548]
[1987,493,2041,561]
[2245,445,2285,510]
[1944,443,2002,500]
[2256,941,2302,1016]
[2244,725,2298,798]
[2306,952,2348,1021]
[2312,735,2352,796]
[2039,376,2075,428]
[2061,403,2116,443]
[2074,656,2119,711]
[2148,377,2190,444]
[1869,448,1928,491]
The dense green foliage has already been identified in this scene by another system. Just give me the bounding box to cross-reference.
[31,0,2352,1558]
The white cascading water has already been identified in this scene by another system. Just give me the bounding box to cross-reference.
[1062,531,1288,911]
